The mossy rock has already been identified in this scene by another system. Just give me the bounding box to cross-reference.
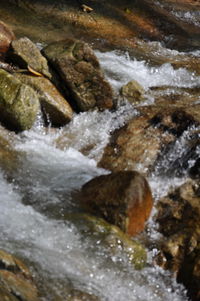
[0,69,40,131]
[66,213,147,270]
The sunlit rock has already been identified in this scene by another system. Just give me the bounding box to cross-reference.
[0,69,40,131]
[8,37,51,78]
[0,20,15,58]
[155,180,200,301]
[80,171,153,238]
[142,0,200,49]
[0,249,40,301]
[42,39,113,112]
[15,73,73,127]
[121,80,145,104]
[99,106,199,175]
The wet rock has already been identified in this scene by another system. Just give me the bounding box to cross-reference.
[141,0,200,50]
[0,68,40,131]
[99,106,198,175]
[121,80,145,104]
[155,180,200,301]
[80,171,153,237]
[8,37,51,78]
[42,39,113,112]
[0,20,15,58]
[0,125,19,177]
[189,158,200,179]
[0,249,40,301]
[68,289,101,301]
[15,73,73,126]
[67,213,147,270]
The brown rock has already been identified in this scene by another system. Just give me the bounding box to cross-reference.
[80,171,153,237]
[42,39,113,112]
[0,20,15,57]
[121,80,145,104]
[99,107,198,176]
[0,249,40,301]
[155,180,200,301]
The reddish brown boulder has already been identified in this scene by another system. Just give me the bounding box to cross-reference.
[80,171,153,237]
[0,21,15,57]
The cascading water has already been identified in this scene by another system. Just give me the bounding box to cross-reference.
[1,46,199,300]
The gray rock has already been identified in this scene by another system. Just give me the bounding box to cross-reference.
[8,37,51,78]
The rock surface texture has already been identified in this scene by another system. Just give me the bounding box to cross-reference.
[43,39,113,112]
[155,180,200,301]
[80,171,153,237]
[0,68,40,131]
[0,249,40,301]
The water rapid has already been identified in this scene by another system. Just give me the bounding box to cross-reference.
[1,47,199,300]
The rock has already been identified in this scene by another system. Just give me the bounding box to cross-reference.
[99,106,199,176]
[0,20,15,58]
[42,39,113,112]
[155,180,200,301]
[15,73,73,126]
[8,37,51,78]
[142,0,200,49]
[121,80,145,104]
[68,289,101,301]
[67,213,147,269]
[0,68,40,131]
[0,125,19,178]
[0,249,40,301]
[189,158,200,179]
[80,171,153,237]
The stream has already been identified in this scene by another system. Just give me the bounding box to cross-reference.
[1,46,199,299]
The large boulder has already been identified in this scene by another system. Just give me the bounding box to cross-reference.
[80,171,153,237]
[42,39,114,112]
[0,69,40,131]
[155,180,200,301]
[15,73,73,126]
[8,37,51,78]
[99,106,199,176]
[0,20,15,58]
[0,249,40,301]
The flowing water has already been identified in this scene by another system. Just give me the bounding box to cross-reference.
[1,45,200,300]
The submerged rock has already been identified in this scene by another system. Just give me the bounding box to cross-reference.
[155,180,200,301]
[8,37,51,78]
[0,249,40,301]
[0,20,15,58]
[15,73,73,126]
[67,213,147,270]
[0,68,40,131]
[68,289,101,301]
[121,80,145,104]
[42,39,113,112]
[80,171,153,238]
